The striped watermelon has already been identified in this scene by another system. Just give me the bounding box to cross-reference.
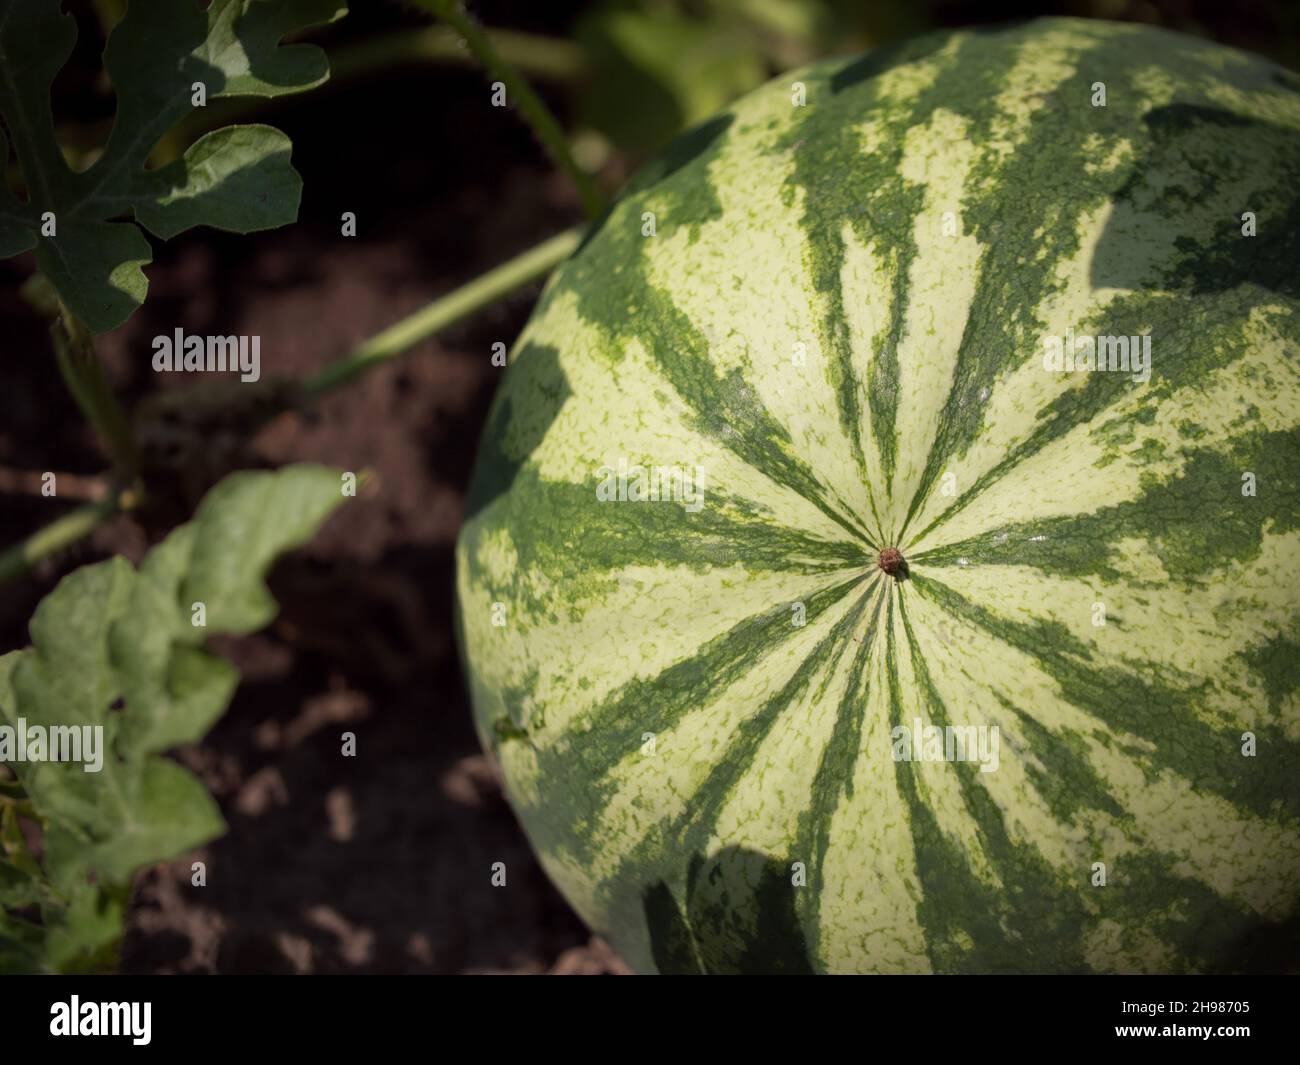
[456,17,1300,973]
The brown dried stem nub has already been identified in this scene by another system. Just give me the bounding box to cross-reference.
[878,547,905,577]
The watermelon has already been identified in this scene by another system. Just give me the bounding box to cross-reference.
[456,17,1300,973]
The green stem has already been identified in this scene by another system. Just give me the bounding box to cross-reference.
[329,24,586,84]
[0,491,134,586]
[417,0,606,219]
[51,308,140,478]
[304,225,582,395]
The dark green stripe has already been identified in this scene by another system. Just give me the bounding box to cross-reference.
[606,583,874,973]
[908,571,1300,822]
[464,462,871,629]
[902,46,1300,543]
[913,426,1300,582]
[895,603,1300,973]
[893,30,1134,541]
[999,697,1126,824]
[779,35,964,499]
[907,284,1300,549]
[795,581,888,952]
[890,588,1094,972]
[783,24,1100,535]
[515,573,871,865]
[554,120,878,547]
[1099,854,1300,973]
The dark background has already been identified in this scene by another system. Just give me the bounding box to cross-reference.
[2,0,1297,973]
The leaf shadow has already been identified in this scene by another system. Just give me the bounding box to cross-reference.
[643,846,816,974]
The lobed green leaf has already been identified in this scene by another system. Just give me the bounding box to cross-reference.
[0,0,346,333]
[0,464,350,971]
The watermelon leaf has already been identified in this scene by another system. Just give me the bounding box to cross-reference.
[0,0,346,333]
[0,464,350,972]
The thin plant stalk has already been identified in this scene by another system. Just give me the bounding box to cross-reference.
[416,0,606,219]
[304,225,582,395]
[329,24,585,84]
[50,307,140,479]
[0,492,135,586]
